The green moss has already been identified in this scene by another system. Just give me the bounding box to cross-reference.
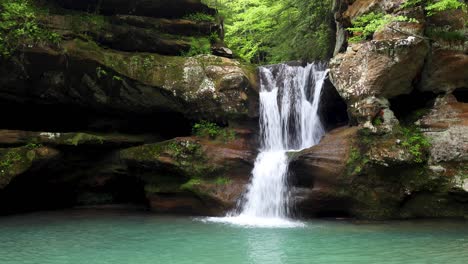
[64,133,104,146]
[180,178,203,190]
[0,147,35,188]
[346,147,370,175]
[214,176,231,185]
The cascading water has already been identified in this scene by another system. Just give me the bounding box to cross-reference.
[206,63,327,227]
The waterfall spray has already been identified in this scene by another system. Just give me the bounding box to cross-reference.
[207,63,327,227]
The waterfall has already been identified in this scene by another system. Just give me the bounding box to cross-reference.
[206,63,327,227]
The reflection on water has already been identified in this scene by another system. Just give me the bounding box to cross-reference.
[0,209,467,264]
[247,229,285,264]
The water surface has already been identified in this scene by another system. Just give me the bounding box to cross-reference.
[0,209,467,264]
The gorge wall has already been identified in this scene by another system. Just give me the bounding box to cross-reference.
[0,0,466,220]
[0,0,259,215]
[291,0,467,219]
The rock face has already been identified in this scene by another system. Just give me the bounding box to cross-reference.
[330,37,429,127]
[53,0,216,18]
[300,0,468,219]
[0,0,259,215]
[120,128,257,215]
[419,94,467,172]
[291,124,468,219]
[419,50,468,93]
[0,42,257,121]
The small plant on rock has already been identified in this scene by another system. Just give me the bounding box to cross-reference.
[400,126,431,163]
[0,0,60,57]
[192,121,222,138]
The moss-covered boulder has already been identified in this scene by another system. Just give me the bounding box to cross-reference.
[290,124,467,219]
[120,127,257,215]
[0,146,60,189]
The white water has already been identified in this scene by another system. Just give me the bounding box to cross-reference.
[206,63,327,228]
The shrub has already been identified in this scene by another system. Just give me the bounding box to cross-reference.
[347,13,414,43]
[183,38,211,56]
[0,0,59,57]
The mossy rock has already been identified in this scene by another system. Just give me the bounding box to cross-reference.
[0,146,59,189]
[1,39,257,121]
[120,138,219,179]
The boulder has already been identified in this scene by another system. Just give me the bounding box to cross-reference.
[419,94,468,166]
[329,34,429,126]
[120,127,257,215]
[419,50,468,93]
[290,124,467,219]
[343,0,405,21]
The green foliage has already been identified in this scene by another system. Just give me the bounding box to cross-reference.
[183,12,215,22]
[402,0,466,15]
[203,0,334,64]
[183,38,211,56]
[372,116,383,126]
[0,0,59,57]
[193,121,222,138]
[399,126,431,163]
[0,150,22,174]
[347,12,397,43]
[112,75,123,81]
[25,142,41,150]
[209,32,220,43]
[192,121,236,142]
[348,0,466,43]
[424,0,467,16]
[426,27,465,42]
[168,140,202,161]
